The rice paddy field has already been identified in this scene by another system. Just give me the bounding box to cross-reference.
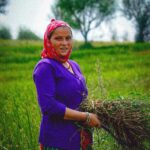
[0,40,150,150]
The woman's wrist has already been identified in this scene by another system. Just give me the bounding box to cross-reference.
[85,112,91,124]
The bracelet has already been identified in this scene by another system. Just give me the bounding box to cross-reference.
[85,112,90,124]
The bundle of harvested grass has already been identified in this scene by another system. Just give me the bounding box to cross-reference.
[79,100,150,150]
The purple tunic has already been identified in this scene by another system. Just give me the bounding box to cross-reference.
[33,58,88,150]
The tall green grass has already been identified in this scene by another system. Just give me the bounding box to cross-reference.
[0,40,150,150]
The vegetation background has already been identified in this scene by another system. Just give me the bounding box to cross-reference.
[0,0,150,149]
[0,40,149,150]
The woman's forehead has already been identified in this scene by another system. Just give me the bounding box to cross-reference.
[53,26,72,35]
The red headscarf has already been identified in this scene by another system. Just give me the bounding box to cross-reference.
[41,19,72,63]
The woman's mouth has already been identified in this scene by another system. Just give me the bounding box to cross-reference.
[60,47,68,51]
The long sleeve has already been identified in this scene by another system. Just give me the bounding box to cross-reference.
[33,62,66,118]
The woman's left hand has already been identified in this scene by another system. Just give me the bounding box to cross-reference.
[87,113,101,128]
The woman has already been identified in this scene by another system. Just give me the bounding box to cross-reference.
[33,19,101,150]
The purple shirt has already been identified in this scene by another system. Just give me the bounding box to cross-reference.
[33,58,88,150]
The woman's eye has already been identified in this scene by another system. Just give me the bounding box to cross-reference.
[55,37,62,40]
[66,36,72,40]
[54,36,72,41]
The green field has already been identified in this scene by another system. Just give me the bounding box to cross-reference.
[0,40,150,150]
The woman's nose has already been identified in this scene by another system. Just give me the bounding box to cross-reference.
[61,39,68,45]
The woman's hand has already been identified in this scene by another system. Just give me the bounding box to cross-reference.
[86,113,101,128]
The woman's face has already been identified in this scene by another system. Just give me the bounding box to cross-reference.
[50,26,72,57]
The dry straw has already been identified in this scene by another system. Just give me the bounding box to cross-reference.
[79,99,150,150]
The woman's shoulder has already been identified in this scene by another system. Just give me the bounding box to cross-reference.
[37,58,56,65]
[33,58,56,76]
[34,58,58,68]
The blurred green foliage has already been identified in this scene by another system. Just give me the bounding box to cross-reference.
[17,27,40,40]
[0,26,12,39]
[52,0,116,43]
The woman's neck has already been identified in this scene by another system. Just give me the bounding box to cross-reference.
[62,61,74,74]
[62,61,70,69]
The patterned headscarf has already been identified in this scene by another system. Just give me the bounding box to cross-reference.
[41,19,72,63]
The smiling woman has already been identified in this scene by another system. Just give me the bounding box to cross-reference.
[50,26,73,73]
[41,19,72,63]
[33,19,101,150]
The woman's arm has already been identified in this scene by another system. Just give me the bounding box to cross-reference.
[33,62,66,118]
[64,107,101,128]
